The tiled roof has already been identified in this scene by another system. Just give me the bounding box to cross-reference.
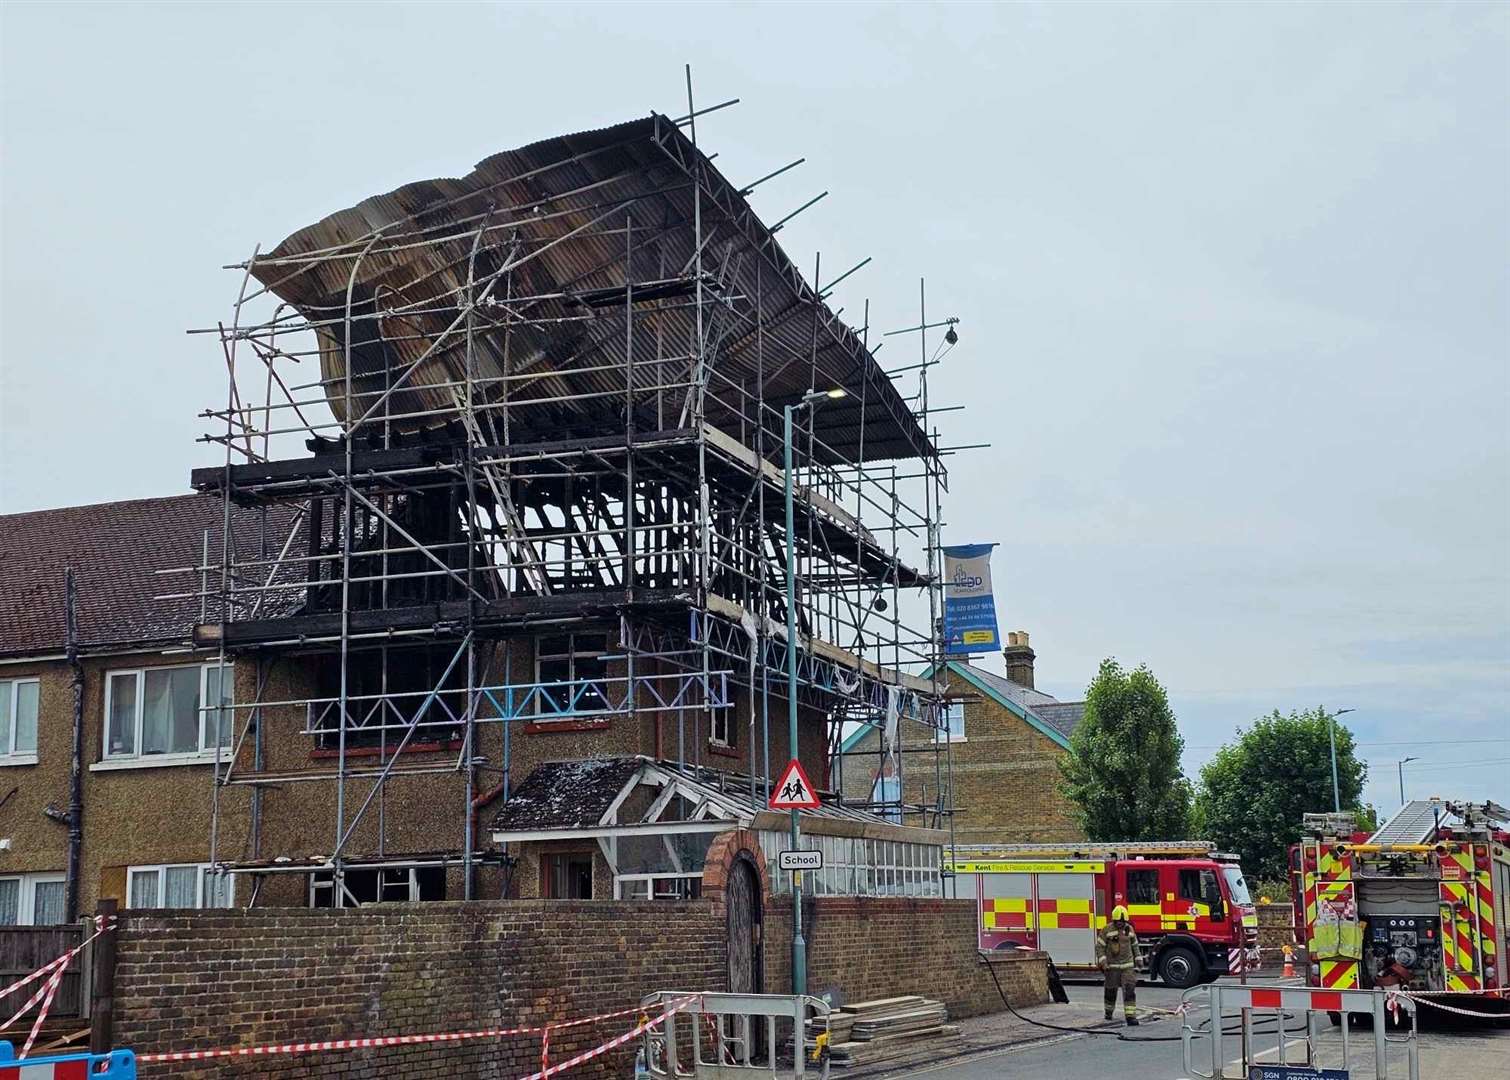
[840,660,1086,753]
[491,757,643,832]
[0,494,303,658]
[954,664,1060,712]
[946,662,1085,749]
[1031,701,1086,742]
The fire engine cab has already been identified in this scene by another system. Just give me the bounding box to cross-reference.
[946,841,1258,988]
[1290,799,1508,1001]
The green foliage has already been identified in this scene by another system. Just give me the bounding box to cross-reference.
[1196,708,1370,882]
[1058,658,1193,840]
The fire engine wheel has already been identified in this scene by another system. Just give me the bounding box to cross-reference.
[1158,945,1204,989]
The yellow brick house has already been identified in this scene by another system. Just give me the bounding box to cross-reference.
[836,632,1086,844]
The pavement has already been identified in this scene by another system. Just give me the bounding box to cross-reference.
[852,977,1510,1080]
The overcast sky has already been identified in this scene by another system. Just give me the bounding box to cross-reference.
[2,2,1505,814]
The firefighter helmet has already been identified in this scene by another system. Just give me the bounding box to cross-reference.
[1111,905,1129,921]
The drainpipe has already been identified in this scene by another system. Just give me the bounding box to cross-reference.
[468,780,508,890]
[64,568,84,922]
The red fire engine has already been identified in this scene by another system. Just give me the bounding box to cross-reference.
[947,841,1258,988]
[1289,799,1508,1001]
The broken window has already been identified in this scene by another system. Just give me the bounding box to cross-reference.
[709,703,733,747]
[309,866,446,907]
[534,633,609,719]
[313,645,466,749]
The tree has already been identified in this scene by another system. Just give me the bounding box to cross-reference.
[1059,658,1193,840]
[1196,708,1370,882]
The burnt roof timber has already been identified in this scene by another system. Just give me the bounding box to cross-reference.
[649,115,934,465]
[199,587,696,651]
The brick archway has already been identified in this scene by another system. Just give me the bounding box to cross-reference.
[704,829,769,995]
[702,828,770,905]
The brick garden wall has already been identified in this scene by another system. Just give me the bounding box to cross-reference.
[764,897,1049,1017]
[113,901,725,1079]
[109,834,1050,1078]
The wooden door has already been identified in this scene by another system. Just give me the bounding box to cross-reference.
[726,856,763,993]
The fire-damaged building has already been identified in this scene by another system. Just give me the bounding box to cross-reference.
[0,112,967,918]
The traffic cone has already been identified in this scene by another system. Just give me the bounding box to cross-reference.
[1282,944,1295,978]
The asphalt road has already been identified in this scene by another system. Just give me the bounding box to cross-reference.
[885,979,1510,1080]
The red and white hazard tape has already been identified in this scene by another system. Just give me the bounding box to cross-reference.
[140,1024,540,1063]
[0,915,115,1009]
[1385,986,1510,1020]
[1,914,117,1058]
[518,996,699,1080]
[139,994,701,1066]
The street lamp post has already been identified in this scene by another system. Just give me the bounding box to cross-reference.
[1327,708,1355,813]
[784,387,844,998]
[1397,756,1417,807]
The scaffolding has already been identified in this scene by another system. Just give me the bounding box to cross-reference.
[173,96,963,900]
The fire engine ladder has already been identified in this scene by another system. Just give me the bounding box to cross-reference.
[951,841,1216,860]
[1368,800,1447,845]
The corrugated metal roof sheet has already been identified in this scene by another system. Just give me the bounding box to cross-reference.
[250,115,931,464]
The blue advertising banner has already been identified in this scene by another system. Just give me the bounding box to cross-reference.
[942,543,1000,656]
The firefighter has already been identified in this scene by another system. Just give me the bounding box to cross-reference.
[1098,905,1139,1025]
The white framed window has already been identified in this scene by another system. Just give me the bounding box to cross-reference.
[937,701,966,742]
[872,774,902,824]
[534,633,608,719]
[0,679,40,764]
[0,872,66,925]
[126,863,233,909]
[102,663,232,762]
[709,705,732,747]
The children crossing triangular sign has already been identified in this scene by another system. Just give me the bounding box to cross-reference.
[769,758,821,811]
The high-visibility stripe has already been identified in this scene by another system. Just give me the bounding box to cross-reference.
[1440,876,1478,978]
[0,1061,90,1080]
[1320,960,1358,989]
[1478,866,1498,982]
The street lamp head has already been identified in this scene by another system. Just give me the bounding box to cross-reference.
[801,387,846,405]
[1333,708,1356,717]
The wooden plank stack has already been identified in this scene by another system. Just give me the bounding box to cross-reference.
[804,995,960,1068]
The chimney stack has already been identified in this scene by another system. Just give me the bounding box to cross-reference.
[1003,630,1035,689]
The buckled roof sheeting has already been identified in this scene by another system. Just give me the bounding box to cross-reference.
[249,115,932,463]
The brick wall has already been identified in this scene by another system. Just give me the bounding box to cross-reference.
[112,901,725,1079]
[764,897,1048,1017]
[109,895,1048,1077]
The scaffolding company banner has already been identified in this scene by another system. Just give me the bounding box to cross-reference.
[942,543,1000,655]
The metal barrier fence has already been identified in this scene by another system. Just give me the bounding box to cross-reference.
[1182,983,1419,1080]
[0,1042,135,1079]
[640,992,830,1079]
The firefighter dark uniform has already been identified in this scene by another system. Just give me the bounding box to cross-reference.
[1098,906,1139,1025]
